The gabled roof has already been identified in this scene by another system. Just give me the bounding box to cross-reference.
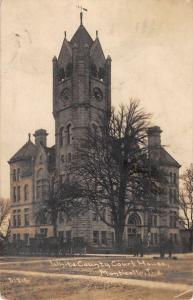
[70,25,93,49]
[160,147,181,168]
[58,38,72,62]
[90,38,106,63]
[9,140,37,164]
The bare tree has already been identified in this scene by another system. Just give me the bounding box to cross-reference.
[36,177,85,237]
[0,198,10,238]
[68,100,165,249]
[179,164,193,251]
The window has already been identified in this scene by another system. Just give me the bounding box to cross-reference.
[66,124,72,145]
[152,215,158,227]
[17,186,20,201]
[40,228,48,237]
[101,231,107,245]
[61,155,65,163]
[154,233,158,245]
[66,63,73,78]
[111,232,114,246]
[58,231,64,238]
[93,231,99,244]
[66,230,71,241]
[169,172,172,183]
[13,210,17,227]
[13,169,16,181]
[13,234,16,241]
[169,211,177,228]
[24,185,29,201]
[173,173,176,184]
[24,208,30,226]
[59,127,64,146]
[13,187,17,202]
[174,190,177,203]
[17,168,21,181]
[174,233,178,243]
[98,67,105,81]
[59,211,64,224]
[169,189,173,204]
[58,67,65,81]
[17,210,21,226]
[90,63,97,77]
[17,233,20,240]
[24,233,29,244]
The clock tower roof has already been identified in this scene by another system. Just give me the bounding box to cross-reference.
[70,25,93,49]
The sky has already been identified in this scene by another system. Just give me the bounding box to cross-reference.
[0,0,193,198]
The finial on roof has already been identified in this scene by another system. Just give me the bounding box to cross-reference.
[28,133,31,141]
[64,31,67,39]
[96,30,98,38]
[77,5,88,25]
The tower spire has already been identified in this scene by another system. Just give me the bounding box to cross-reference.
[77,5,88,25]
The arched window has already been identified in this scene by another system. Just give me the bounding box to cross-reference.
[58,67,65,81]
[66,124,72,145]
[98,67,105,81]
[127,213,141,235]
[24,185,29,201]
[59,127,64,146]
[66,63,73,78]
[90,63,98,77]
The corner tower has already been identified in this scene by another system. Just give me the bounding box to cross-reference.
[53,14,111,177]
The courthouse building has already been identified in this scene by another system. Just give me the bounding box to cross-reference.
[8,13,181,249]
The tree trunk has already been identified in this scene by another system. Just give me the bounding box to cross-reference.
[188,229,193,252]
[114,224,125,250]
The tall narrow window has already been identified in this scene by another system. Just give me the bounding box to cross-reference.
[66,63,73,78]
[169,172,172,184]
[66,124,71,145]
[93,231,99,244]
[13,187,17,202]
[24,208,30,226]
[59,127,64,146]
[17,186,20,201]
[169,189,173,204]
[174,173,176,184]
[13,210,17,227]
[17,168,21,181]
[17,210,21,226]
[13,169,16,181]
[24,185,29,201]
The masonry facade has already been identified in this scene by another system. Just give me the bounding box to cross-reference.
[8,15,181,249]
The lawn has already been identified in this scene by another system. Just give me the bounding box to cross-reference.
[0,254,192,300]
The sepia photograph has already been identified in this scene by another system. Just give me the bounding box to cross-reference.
[0,0,193,299]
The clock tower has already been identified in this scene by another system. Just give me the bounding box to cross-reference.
[53,14,111,179]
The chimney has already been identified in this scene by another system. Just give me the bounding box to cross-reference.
[33,129,48,147]
[147,126,162,162]
[147,126,162,148]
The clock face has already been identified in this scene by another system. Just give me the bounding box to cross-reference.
[93,87,103,101]
[61,88,70,102]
